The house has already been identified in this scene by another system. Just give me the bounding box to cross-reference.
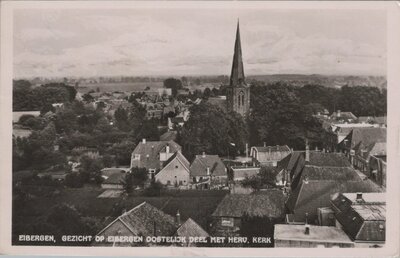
[353,141,386,174]
[368,155,386,188]
[338,127,386,168]
[329,110,357,123]
[154,151,190,187]
[190,153,227,189]
[94,202,177,246]
[230,166,260,182]
[274,224,354,248]
[174,218,209,247]
[211,191,285,236]
[275,150,352,188]
[101,172,126,189]
[250,145,291,166]
[285,180,383,224]
[331,192,386,247]
[130,139,181,177]
[289,165,362,191]
[94,202,207,247]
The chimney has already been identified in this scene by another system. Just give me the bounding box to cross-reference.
[176,210,181,226]
[315,146,318,151]
[337,110,341,117]
[142,138,146,144]
[166,144,170,154]
[305,139,310,162]
[263,142,266,147]
[202,152,206,158]
[356,192,363,202]
[206,167,210,176]
[304,224,310,235]
[245,143,248,159]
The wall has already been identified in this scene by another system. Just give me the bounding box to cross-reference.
[155,157,190,186]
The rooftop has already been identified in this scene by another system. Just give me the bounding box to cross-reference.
[212,190,285,218]
[274,224,353,244]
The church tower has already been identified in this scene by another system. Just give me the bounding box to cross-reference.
[226,20,250,117]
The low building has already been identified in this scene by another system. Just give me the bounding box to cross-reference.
[285,180,383,224]
[211,190,285,236]
[274,224,354,248]
[250,145,291,166]
[331,192,386,247]
[94,202,177,246]
[230,166,260,182]
[154,151,190,187]
[95,202,207,247]
[190,153,227,189]
[101,172,126,189]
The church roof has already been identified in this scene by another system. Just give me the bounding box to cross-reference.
[230,20,246,87]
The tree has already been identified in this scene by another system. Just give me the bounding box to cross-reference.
[114,107,129,131]
[249,82,325,149]
[82,93,94,103]
[131,167,148,187]
[79,156,104,183]
[144,180,163,196]
[163,78,183,97]
[179,102,248,159]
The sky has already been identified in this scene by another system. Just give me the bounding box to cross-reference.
[13,8,387,78]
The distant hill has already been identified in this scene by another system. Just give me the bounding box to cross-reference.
[247,74,387,89]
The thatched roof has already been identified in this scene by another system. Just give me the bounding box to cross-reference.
[212,190,285,218]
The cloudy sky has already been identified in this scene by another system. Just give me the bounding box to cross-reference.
[13,8,386,78]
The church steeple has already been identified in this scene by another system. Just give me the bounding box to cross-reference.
[230,20,246,87]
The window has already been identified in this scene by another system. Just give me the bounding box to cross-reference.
[175,165,179,169]
[134,154,140,159]
[221,217,234,227]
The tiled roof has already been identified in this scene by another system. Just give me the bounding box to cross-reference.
[102,172,126,185]
[190,154,226,177]
[175,218,209,238]
[286,180,383,223]
[274,224,353,244]
[212,190,285,218]
[131,140,181,170]
[253,145,291,153]
[349,127,386,149]
[331,192,386,242]
[157,151,190,175]
[98,202,177,237]
[251,145,291,164]
[292,165,362,189]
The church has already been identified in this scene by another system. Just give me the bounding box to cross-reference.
[226,21,250,117]
[207,21,250,117]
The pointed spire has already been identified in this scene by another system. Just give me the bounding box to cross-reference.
[230,19,245,87]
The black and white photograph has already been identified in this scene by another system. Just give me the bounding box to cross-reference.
[1,1,399,256]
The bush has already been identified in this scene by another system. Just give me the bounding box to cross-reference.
[144,181,164,197]
[65,173,84,188]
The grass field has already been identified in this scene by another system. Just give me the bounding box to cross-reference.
[13,185,228,234]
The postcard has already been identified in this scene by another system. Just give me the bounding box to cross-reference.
[0,1,399,257]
